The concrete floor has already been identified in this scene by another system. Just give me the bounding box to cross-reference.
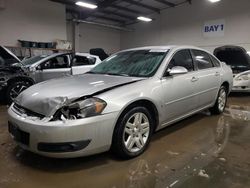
[0,94,250,188]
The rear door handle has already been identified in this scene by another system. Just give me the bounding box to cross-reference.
[191,77,199,82]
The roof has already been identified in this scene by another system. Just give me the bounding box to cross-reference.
[120,45,205,52]
[75,52,100,59]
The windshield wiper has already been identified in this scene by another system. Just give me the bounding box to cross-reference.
[86,71,101,74]
[86,71,130,77]
[105,73,130,77]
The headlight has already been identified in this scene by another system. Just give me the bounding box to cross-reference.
[235,74,250,81]
[57,98,107,120]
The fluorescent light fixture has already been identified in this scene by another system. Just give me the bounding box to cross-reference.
[75,1,97,9]
[208,0,221,3]
[137,16,152,22]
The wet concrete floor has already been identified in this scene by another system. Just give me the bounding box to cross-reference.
[0,94,250,188]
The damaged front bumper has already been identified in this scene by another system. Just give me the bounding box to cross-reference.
[8,104,119,158]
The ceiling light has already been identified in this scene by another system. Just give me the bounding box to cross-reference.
[137,16,152,22]
[75,1,98,9]
[208,0,221,3]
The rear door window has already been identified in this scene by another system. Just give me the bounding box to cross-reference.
[192,50,214,70]
[72,55,96,66]
[41,55,69,69]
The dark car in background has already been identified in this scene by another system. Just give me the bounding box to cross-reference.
[0,46,33,104]
[0,46,21,66]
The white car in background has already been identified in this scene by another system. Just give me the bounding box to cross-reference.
[214,45,250,92]
[25,52,102,83]
[73,53,102,74]
[233,70,250,92]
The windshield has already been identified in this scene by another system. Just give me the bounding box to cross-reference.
[21,55,48,66]
[89,50,168,77]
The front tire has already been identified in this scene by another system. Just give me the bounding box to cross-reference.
[6,81,31,104]
[210,86,227,115]
[112,107,154,159]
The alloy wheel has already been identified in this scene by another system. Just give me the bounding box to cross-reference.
[123,112,150,153]
[9,84,28,101]
[218,88,226,112]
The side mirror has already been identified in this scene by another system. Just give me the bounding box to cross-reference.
[168,66,188,76]
[36,65,42,71]
[221,61,227,66]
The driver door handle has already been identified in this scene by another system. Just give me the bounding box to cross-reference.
[191,77,199,82]
[215,72,220,76]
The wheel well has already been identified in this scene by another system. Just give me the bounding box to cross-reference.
[117,100,159,131]
[7,77,34,86]
[221,81,229,94]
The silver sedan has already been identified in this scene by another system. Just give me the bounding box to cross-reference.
[8,46,233,158]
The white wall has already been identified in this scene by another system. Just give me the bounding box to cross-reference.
[121,0,250,52]
[74,23,121,54]
[0,0,66,46]
[66,21,74,43]
[1,0,249,54]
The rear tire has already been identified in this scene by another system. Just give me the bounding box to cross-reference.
[112,107,154,159]
[6,81,32,104]
[210,86,227,115]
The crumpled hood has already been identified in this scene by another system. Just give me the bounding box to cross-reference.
[15,74,143,117]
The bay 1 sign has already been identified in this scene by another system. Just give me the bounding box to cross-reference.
[203,19,225,37]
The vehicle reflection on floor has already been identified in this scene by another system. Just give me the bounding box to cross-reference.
[0,95,249,188]
[225,104,250,121]
[123,115,231,188]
